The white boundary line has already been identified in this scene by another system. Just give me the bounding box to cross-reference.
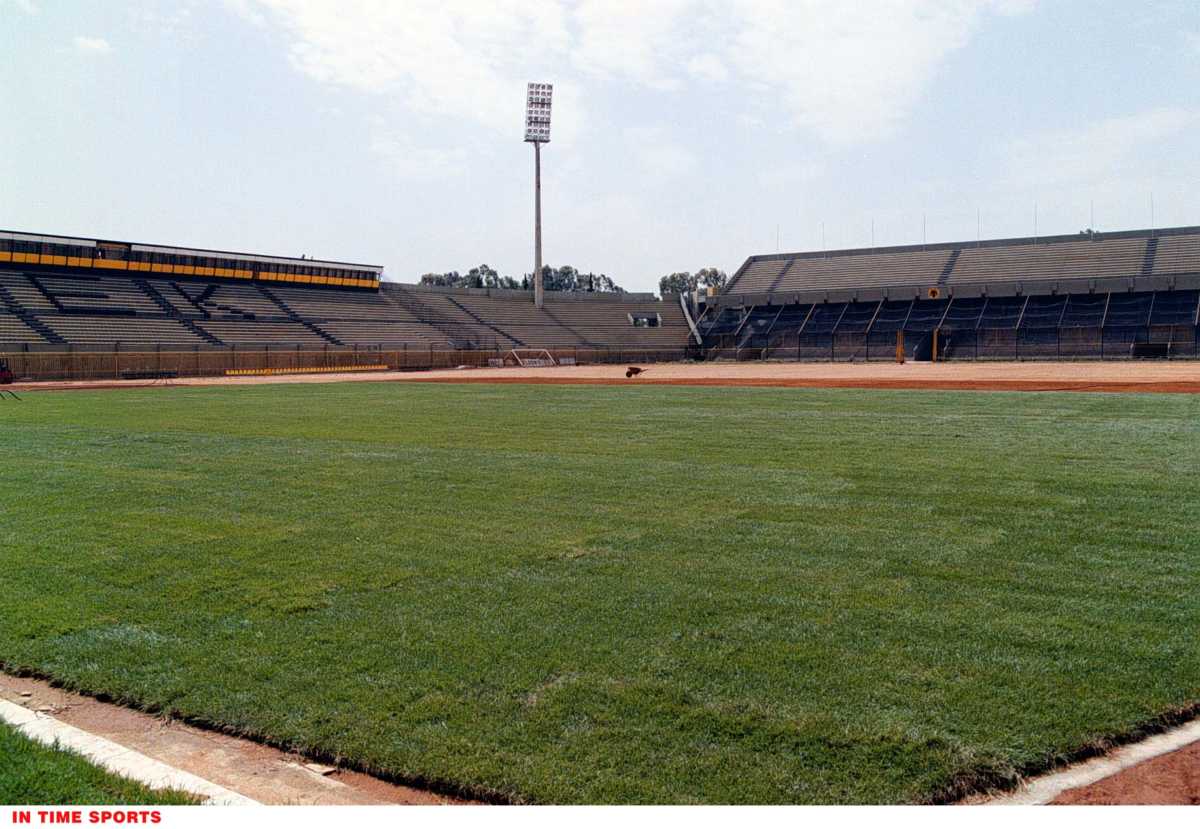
[984,718,1200,804]
[0,698,259,806]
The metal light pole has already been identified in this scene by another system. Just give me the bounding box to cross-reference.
[524,82,553,308]
[534,141,543,307]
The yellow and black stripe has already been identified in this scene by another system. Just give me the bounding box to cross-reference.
[0,230,383,291]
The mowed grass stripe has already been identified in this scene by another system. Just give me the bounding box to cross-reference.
[1,383,1198,803]
[0,722,198,805]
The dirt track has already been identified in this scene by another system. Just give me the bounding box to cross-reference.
[11,360,1200,394]
[0,673,465,805]
[1051,740,1200,805]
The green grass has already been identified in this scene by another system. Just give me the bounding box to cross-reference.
[0,722,197,804]
[1,381,1198,803]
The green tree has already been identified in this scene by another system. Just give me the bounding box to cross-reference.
[419,271,462,287]
[658,268,727,295]
[695,267,728,290]
[465,264,498,289]
[658,272,693,295]
[524,265,624,293]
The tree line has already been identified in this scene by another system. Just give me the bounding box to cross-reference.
[657,268,727,296]
[420,264,623,293]
[418,264,729,296]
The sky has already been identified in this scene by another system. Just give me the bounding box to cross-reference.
[1,1,1198,293]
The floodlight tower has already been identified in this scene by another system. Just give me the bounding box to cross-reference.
[524,82,553,308]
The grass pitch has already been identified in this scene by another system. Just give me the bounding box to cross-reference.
[0,722,197,804]
[1,382,1198,803]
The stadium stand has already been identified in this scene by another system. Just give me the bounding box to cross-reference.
[0,272,56,310]
[0,231,689,361]
[5,223,1197,367]
[704,224,1200,360]
[728,248,952,294]
[42,315,204,346]
[1153,232,1200,275]
[0,310,43,343]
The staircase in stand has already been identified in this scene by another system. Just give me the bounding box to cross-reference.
[0,281,64,344]
[936,249,961,287]
[538,304,596,347]
[1141,237,1159,277]
[135,279,223,345]
[258,285,344,346]
[386,288,495,349]
[23,273,66,312]
[444,296,524,347]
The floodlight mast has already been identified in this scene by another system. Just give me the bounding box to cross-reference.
[524,82,552,308]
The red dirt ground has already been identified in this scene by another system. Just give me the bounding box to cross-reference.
[10,360,1200,394]
[0,673,466,805]
[1052,740,1200,805]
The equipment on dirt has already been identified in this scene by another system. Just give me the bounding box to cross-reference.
[625,366,646,378]
[504,349,557,368]
[0,359,19,399]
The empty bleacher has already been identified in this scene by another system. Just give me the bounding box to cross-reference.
[1149,290,1200,326]
[1103,292,1154,328]
[144,280,207,317]
[951,237,1146,286]
[0,272,56,310]
[1016,295,1066,329]
[197,320,327,345]
[4,223,1197,364]
[0,263,692,354]
[0,310,43,343]
[903,299,948,331]
[1153,233,1200,275]
[37,274,162,314]
[728,227,1200,301]
[766,304,813,344]
[731,249,951,294]
[975,296,1025,329]
[40,315,203,345]
[318,320,448,346]
[866,301,911,332]
[832,301,879,333]
[190,283,284,318]
[1058,293,1108,327]
[938,297,987,330]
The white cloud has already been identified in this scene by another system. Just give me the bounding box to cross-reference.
[127,1,201,46]
[5,0,37,14]
[237,1,571,134]
[570,0,695,89]
[999,108,1199,190]
[369,132,471,181]
[686,53,729,83]
[73,36,112,55]
[624,126,698,178]
[724,0,1032,143]
[759,160,824,188]
[221,0,267,27]
[238,0,1034,149]
[1185,30,1200,53]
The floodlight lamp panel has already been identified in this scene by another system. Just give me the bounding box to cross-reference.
[523,81,554,142]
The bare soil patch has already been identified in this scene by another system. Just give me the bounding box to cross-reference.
[0,673,468,805]
[10,360,1200,394]
[1051,740,1200,805]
